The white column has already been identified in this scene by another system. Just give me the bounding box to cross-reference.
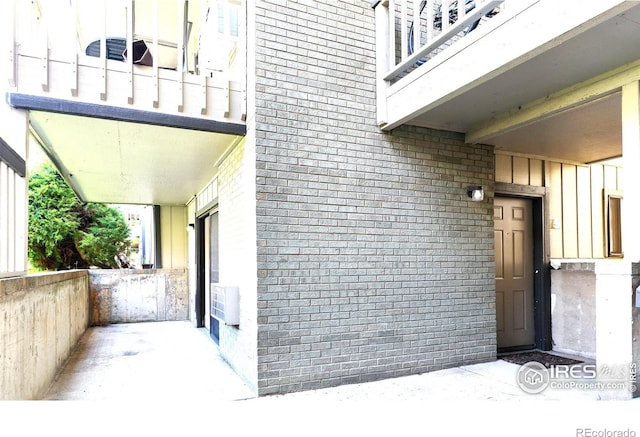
[594,82,640,400]
[374,0,391,128]
[595,262,634,400]
[621,81,640,261]
[622,82,640,399]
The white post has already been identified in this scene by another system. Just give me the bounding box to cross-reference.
[412,0,420,56]
[400,0,407,60]
[595,261,635,400]
[594,81,640,400]
[70,0,78,96]
[621,81,640,398]
[176,0,185,112]
[126,0,134,105]
[100,0,107,100]
[374,0,391,128]
[6,0,16,88]
[152,0,159,108]
[621,81,640,262]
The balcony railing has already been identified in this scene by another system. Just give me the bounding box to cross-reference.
[8,0,246,124]
[374,0,526,128]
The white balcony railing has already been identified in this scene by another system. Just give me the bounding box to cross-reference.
[374,0,509,127]
[8,0,245,124]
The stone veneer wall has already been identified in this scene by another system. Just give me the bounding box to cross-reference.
[252,1,496,395]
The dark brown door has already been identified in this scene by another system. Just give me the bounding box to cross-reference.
[494,197,535,349]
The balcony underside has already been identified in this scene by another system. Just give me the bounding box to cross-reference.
[10,56,245,205]
[22,106,243,205]
[384,0,640,164]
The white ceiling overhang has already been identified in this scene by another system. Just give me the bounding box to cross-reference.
[404,2,640,164]
[28,108,243,205]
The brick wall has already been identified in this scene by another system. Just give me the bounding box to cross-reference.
[252,1,496,394]
[217,137,259,392]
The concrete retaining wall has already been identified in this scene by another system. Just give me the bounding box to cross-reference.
[0,270,89,400]
[89,269,189,325]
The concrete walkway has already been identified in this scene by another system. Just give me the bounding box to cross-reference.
[44,321,255,401]
[44,321,608,402]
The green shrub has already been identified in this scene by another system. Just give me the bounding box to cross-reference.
[28,163,131,270]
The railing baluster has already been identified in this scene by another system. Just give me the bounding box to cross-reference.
[223,81,230,118]
[458,0,465,24]
[400,0,407,60]
[100,0,107,100]
[7,168,15,273]
[413,0,421,57]
[426,0,434,43]
[70,0,78,97]
[41,2,49,92]
[153,0,159,108]
[7,0,16,88]
[442,0,451,30]
[388,0,396,69]
[15,171,26,273]
[176,0,185,112]
[200,75,207,115]
[0,163,8,273]
[383,0,503,81]
[126,0,134,105]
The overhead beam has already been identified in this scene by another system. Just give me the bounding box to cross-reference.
[0,137,26,177]
[6,93,247,136]
[466,59,640,144]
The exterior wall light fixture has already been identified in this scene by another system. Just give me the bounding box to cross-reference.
[467,186,484,201]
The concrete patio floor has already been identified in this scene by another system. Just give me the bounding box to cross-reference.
[44,320,605,402]
[21,321,639,436]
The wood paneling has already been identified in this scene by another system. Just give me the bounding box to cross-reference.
[548,161,563,258]
[495,152,622,260]
[495,154,513,183]
[530,159,543,186]
[576,166,592,258]
[604,165,618,191]
[591,165,605,258]
[561,164,578,258]
[513,157,530,185]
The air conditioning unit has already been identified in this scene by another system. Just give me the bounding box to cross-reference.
[211,284,240,326]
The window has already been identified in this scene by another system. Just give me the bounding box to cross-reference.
[216,1,239,37]
[606,191,623,258]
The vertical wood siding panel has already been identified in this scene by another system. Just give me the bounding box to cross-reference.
[529,159,543,187]
[590,165,605,258]
[495,154,513,183]
[616,166,623,191]
[576,166,592,258]
[512,157,529,185]
[561,164,578,258]
[548,161,563,258]
[604,165,617,191]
